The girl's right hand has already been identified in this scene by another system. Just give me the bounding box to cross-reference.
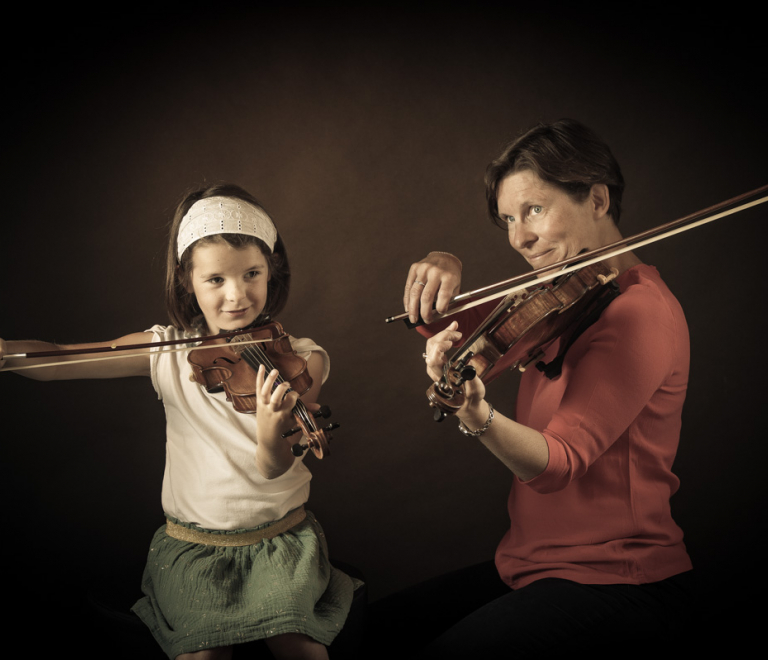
[404,252,463,325]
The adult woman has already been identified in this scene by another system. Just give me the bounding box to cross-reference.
[404,119,695,655]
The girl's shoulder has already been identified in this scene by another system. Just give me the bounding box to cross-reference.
[289,336,330,385]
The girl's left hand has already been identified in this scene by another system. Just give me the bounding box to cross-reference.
[255,364,299,435]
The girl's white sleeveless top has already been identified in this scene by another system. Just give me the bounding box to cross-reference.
[147,324,330,530]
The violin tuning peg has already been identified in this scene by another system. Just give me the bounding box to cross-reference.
[323,422,340,433]
[433,408,447,423]
[291,443,308,457]
[281,426,302,439]
[460,366,476,381]
[313,406,332,419]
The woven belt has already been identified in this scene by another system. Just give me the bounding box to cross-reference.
[165,506,306,547]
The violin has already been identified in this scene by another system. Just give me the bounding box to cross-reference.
[426,260,619,420]
[187,320,339,459]
[388,184,768,421]
[4,321,340,457]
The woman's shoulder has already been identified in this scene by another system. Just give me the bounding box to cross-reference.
[615,264,676,305]
[607,264,687,336]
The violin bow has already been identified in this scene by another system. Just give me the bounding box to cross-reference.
[2,327,286,372]
[385,184,768,325]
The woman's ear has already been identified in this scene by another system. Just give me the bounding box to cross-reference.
[590,183,611,220]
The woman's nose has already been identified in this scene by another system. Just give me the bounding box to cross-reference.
[509,223,537,252]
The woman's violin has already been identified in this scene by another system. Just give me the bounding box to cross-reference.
[187,320,339,459]
[388,185,768,421]
[426,260,619,420]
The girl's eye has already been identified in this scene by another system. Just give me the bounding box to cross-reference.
[505,215,515,224]
[245,270,261,279]
[207,277,223,285]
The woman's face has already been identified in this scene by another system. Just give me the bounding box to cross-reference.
[497,170,603,270]
[187,241,270,333]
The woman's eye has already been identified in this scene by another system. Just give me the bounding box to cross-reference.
[531,205,543,215]
[505,215,515,224]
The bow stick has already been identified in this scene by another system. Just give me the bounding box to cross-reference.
[386,184,768,325]
[2,327,284,372]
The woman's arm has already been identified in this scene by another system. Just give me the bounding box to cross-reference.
[254,351,324,480]
[0,333,153,380]
[424,321,548,481]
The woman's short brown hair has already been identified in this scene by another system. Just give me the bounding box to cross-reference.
[164,184,290,331]
[485,119,625,229]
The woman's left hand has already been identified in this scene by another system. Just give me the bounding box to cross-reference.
[424,321,487,418]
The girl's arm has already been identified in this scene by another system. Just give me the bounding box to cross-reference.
[0,333,153,381]
[254,351,324,480]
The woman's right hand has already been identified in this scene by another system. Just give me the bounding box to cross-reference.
[403,252,462,325]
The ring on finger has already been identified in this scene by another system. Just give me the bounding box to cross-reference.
[414,280,426,287]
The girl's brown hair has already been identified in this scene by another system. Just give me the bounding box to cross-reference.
[164,184,290,331]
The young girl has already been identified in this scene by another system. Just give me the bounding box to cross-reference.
[0,184,355,660]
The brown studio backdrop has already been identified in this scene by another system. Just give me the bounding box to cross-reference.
[2,7,766,652]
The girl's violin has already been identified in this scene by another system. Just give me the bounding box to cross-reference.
[187,320,339,458]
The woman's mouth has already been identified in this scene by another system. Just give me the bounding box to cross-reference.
[528,249,554,264]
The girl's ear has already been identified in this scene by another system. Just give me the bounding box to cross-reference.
[178,264,194,294]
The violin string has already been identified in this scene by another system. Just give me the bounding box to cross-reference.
[239,340,316,432]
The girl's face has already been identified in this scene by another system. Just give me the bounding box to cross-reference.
[187,242,270,333]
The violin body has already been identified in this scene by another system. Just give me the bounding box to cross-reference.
[427,262,619,419]
[188,323,311,413]
[187,321,337,458]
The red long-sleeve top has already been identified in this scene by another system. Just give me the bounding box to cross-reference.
[420,265,693,588]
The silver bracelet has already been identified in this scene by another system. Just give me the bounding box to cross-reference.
[458,403,494,437]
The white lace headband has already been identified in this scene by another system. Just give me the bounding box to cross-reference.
[177,196,278,260]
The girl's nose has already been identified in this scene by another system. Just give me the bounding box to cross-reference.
[225,281,245,302]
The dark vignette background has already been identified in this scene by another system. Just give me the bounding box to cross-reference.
[2,5,765,656]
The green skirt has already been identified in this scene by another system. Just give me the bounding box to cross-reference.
[131,509,355,658]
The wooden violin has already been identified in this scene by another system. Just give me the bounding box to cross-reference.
[426,260,619,420]
[387,185,768,421]
[187,320,339,458]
